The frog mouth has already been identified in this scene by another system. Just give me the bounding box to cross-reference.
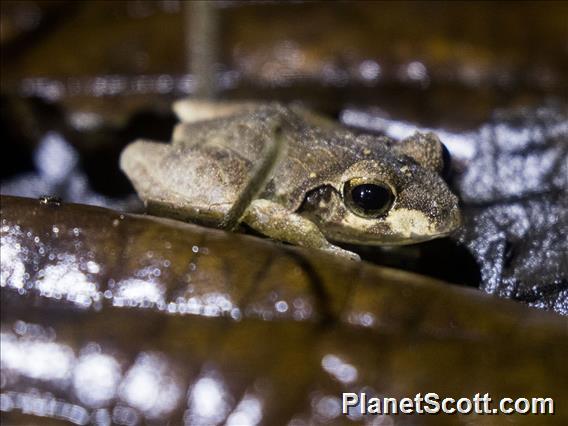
[328,230,452,247]
[414,208,462,242]
[327,208,462,246]
[386,229,458,245]
[442,207,463,233]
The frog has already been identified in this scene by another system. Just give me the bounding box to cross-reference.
[120,99,461,260]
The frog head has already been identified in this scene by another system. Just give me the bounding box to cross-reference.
[299,132,462,245]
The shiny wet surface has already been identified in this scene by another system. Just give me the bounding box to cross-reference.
[2,195,567,425]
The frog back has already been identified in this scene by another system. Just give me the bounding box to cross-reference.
[173,103,387,212]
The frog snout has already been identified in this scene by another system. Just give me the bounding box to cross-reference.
[433,194,462,235]
[445,205,462,232]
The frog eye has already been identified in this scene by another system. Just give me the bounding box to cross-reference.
[343,179,394,218]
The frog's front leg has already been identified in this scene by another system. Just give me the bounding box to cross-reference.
[242,199,361,261]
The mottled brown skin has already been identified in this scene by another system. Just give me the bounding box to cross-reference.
[120,100,461,260]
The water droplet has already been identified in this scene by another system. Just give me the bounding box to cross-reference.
[275,300,289,313]
[38,195,62,206]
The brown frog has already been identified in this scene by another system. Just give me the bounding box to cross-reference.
[120,100,461,260]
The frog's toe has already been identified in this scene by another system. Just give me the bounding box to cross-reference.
[327,245,361,261]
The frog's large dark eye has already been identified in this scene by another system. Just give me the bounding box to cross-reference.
[343,179,394,218]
